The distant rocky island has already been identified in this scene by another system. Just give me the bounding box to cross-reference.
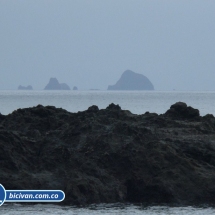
[108,70,154,90]
[73,86,78,90]
[18,85,33,90]
[44,78,70,90]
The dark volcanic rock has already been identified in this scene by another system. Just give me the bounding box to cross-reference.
[18,85,33,90]
[165,102,200,119]
[87,105,99,112]
[44,78,70,90]
[108,70,154,90]
[1,102,215,206]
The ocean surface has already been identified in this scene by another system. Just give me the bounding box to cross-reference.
[1,203,215,215]
[1,90,215,116]
[1,90,215,214]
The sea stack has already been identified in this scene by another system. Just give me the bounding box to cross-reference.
[107,70,154,90]
[44,78,70,90]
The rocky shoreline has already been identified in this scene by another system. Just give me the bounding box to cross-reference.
[1,102,215,205]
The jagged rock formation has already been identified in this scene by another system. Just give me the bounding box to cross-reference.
[1,102,215,205]
[18,85,33,90]
[108,70,154,90]
[44,78,70,90]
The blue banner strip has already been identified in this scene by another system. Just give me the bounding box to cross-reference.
[5,190,65,202]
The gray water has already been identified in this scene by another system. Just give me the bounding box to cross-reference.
[1,203,215,215]
[1,90,215,214]
[0,90,215,116]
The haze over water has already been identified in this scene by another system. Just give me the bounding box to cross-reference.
[1,1,215,91]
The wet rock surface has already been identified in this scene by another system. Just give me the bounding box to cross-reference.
[1,102,215,205]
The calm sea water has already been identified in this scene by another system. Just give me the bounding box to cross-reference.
[1,203,215,215]
[0,90,215,116]
[1,90,215,214]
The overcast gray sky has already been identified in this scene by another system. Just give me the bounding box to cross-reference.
[1,0,215,90]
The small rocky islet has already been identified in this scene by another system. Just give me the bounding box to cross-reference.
[18,85,33,90]
[1,102,215,205]
[44,78,71,90]
[108,70,154,90]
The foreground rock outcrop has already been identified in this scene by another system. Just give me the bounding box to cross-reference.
[44,78,70,90]
[1,102,215,205]
[108,70,154,90]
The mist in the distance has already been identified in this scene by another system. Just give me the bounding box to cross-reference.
[0,0,215,91]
